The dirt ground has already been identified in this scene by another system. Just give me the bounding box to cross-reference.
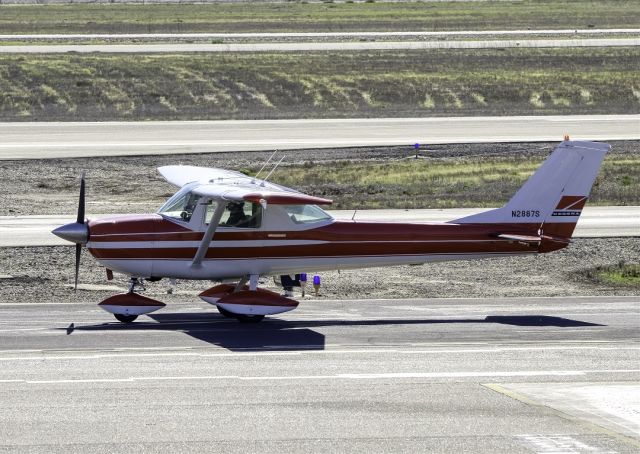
[1,142,639,305]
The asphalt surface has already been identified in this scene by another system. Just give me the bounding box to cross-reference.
[1,116,638,160]
[1,38,638,54]
[1,29,638,40]
[1,207,637,247]
[0,296,638,452]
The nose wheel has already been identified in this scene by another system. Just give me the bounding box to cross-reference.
[235,314,265,323]
[98,278,166,324]
[114,314,138,323]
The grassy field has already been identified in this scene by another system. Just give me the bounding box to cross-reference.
[0,47,638,121]
[581,262,640,287]
[0,1,639,34]
[264,152,640,209]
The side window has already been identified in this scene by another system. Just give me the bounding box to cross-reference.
[281,204,332,224]
[206,201,262,228]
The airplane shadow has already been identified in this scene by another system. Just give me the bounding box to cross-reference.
[63,313,603,352]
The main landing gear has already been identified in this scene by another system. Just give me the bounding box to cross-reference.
[199,274,300,323]
[216,305,265,324]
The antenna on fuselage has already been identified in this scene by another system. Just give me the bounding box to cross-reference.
[253,150,278,182]
[261,155,286,186]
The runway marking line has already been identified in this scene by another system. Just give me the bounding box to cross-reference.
[3,369,639,385]
[0,345,638,362]
[484,383,640,450]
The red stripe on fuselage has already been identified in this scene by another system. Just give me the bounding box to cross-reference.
[89,218,541,243]
[87,220,546,260]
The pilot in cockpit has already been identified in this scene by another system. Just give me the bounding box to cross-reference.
[225,202,250,227]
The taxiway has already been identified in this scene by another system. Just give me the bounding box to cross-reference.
[1,116,638,160]
[1,29,638,41]
[0,296,638,452]
[1,38,639,54]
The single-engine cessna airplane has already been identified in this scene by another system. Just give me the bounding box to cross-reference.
[53,140,609,323]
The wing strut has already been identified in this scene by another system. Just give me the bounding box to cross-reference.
[192,201,226,268]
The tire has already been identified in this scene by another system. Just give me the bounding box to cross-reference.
[235,314,265,324]
[114,313,138,323]
[216,305,235,318]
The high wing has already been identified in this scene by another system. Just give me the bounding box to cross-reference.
[158,165,247,188]
[192,184,332,206]
[158,165,332,205]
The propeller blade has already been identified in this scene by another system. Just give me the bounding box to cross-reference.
[77,172,85,224]
[74,243,82,292]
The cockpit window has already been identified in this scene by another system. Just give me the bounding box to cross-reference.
[281,204,332,224]
[158,189,201,222]
[206,201,262,229]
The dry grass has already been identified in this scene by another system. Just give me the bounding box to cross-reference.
[267,153,640,209]
[0,1,638,34]
[0,48,638,121]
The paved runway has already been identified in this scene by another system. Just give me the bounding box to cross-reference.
[1,38,639,54]
[1,206,637,247]
[2,29,638,41]
[1,116,638,160]
[0,296,638,452]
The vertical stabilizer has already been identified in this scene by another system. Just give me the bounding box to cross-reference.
[452,141,610,239]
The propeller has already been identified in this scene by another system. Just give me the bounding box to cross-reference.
[77,171,85,225]
[74,173,85,291]
[52,172,88,292]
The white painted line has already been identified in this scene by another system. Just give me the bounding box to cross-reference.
[12,369,640,385]
[0,345,638,362]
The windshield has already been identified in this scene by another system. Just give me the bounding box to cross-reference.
[281,204,332,224]
[158,187,201,222]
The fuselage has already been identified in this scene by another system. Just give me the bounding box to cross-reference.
[86,213,563,280]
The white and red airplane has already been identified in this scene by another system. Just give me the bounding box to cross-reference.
[53,140,609,323]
